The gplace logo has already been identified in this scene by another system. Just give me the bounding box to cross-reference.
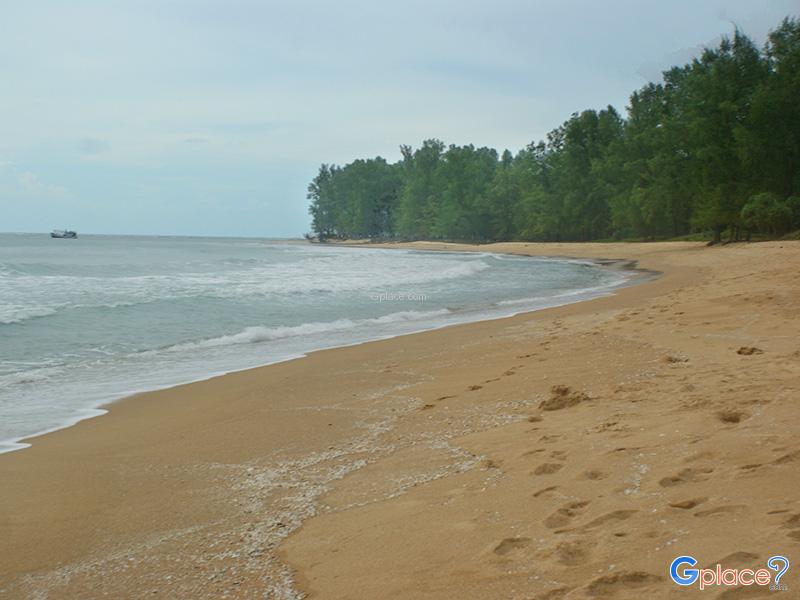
[670,555,790,591]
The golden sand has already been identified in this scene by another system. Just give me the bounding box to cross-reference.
[1,241,798,599]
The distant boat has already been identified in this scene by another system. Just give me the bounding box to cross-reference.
[51,229,77,239]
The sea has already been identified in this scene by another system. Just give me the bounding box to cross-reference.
[0,234,630,452]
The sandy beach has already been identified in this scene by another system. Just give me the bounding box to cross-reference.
[1,240,799,599]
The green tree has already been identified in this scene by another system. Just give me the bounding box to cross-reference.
[685,30,768,241]
[396,139,445,239]
[741,192,800,235]
[738,18,800,200]
[307,17,799,243]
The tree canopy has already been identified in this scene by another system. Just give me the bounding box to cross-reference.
[308,18,800,242]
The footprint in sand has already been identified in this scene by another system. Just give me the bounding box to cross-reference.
[658,467,714,487]
[781,513,800,529]
[543,500,590,528]
[523,448,546,457]
[585,571,663,597]
[736,346,763,355]
[551,539,592,566]
[694,505,747,518]
[668,497,708,510]
[467,384,483,391]
[493,537,531,556]
[607,446,640,455]
[539,385,590,411]
[533,587,574,600]
[738,463,764,473]
[582,469,608,480]
[662,354,688,364]
[534,463,564,475]
[533,485,558,498]
[773,449,800,465]
[717,409,749,424]
[576,510,638,532]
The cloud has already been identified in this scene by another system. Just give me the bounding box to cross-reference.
[3,169,71,201]
[0,0,796,235]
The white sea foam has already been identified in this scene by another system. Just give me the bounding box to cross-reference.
[0,304,59,324]
[160,309,452,352]
[0,254,491,322]
[0,234,630,453]
[496,279,627,306]
[0,366,66,387]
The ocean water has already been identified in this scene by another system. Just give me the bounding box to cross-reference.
[0,234,629,452]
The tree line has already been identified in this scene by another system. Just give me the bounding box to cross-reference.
[308,18,800,243]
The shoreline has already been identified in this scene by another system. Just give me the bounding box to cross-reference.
[2,241,798,599]
[0,249,640,455]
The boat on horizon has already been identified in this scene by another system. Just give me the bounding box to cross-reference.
[51,229,77,239]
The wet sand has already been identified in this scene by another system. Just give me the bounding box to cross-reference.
[1,241,798,599]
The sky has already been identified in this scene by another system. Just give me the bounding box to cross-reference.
[0,1,797,237]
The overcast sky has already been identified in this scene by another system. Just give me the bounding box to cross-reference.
[1,0,797,237]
